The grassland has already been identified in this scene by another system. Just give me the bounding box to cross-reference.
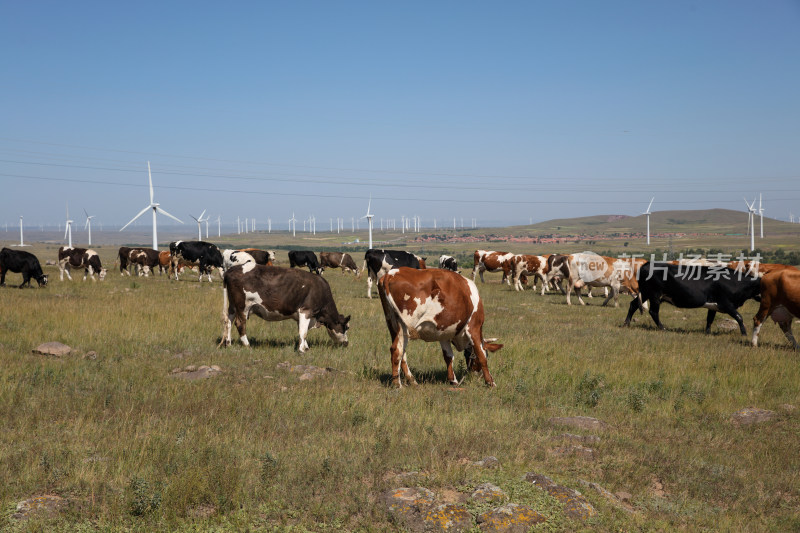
[1,224,799,531]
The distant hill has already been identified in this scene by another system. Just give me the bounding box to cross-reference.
[507,209,796,236]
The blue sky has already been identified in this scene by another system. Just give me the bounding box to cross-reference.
[2,1,799,231]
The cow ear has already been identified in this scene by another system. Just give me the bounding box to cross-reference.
[343,315,351,324]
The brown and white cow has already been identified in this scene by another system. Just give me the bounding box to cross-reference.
[728,260,798,279]
[378,267,502,388]
[510,254,549,292]
[752,269,800,349]
[158,251,172,275]
[220,264,350,353]
[565,252,640,306]
[129,248,161,276]
[238,248,275,266]
[58,246,107,281]
[320,252,359,275]
[472,250,517,285]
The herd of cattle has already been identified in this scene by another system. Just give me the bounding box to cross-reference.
[1,242,799,387]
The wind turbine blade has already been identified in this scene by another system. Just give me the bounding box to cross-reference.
[83,208,89,218]
[148,161,154,204]
[155,206,183,224]
[199,209,206,220]
[64,224,69,239]
[190,215,199,222]
[646,197,654,213]
[84,219,89,230]
[120,205,152,231]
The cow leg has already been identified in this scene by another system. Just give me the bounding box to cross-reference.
[705,310,717,334]
[777,319,800,349]
[752,298,772,347]
[623,296,643,326]
[0,268,5,286]
[466,331,495,387]
[219,287,234,347]
[440,341,458,386]
[389,325,414,387]
[298,313,312,353]
[367,273,374,299]
[234,312,249,346]
[648,300,666,330]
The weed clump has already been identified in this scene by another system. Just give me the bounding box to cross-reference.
[127,476,161,516]
[575,371,606,408]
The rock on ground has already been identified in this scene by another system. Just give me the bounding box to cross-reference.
[470,483,507,504]
[524,472,597,521]
[170,365,222,380]
[549,416,609,432]
[13,495,67,520]
[33,342,71,357]
[730,407,776,426]
[477,503,546,532]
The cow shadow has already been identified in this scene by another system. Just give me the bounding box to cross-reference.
[215,337,293,349]
[376,369,468,387]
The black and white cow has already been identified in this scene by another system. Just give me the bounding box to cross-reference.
[169,240,224,282]
[0,248,48,288]
[288,250,323,274]
[438,255,460,273]
[220,264,350,353]
[623,262,761,335]
[222,249,255,271]
[363,249,427,299]
[58,246,107,281]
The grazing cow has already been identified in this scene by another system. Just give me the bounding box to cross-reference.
[117,246,134,276]
[158,251,172,275]
[0,248,48,288]
[222,249,255,271]
[128,248,161,277]
[378,267,502,387]
[169,240,224,282]
[751,269,800,349]
[58,246,107,281]
[438,255,460,273]
[472,250,517,284]
[288,250,323,274]
[238,248,275,266]
[363,249,427,299]
[543,254,570,294]
[510,254,549,292]
[220,264,350,353]
[565,252,640,306]
[623,262,761,335]
[320,252,359,275]
[728,260,798,279]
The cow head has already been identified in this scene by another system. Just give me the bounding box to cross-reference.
[324,314,350,347]
[36,274,48,287]
[98,268,107,281]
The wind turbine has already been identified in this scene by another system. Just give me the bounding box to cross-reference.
[744,197,756,252]
[13,215,29,246]
[289,212,297,237]
[119,161,184,250]
[190,209,207,240]
[83,208,95,246]
[758,193,764,238]
[64,203,73,248]
[361,197,374,249]
[216,215,221,237]
[642,197,654,245]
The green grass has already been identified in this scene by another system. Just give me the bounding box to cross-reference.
[1,242,799,531]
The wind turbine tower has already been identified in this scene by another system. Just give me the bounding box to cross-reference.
[758,193,764,238]
[744,197,756,252]
[83,209,95,246]
[64,204,73,248]
[289,213,297,237]
[13,215,29,247]
[362,197,374,249]
[119,161,183,250]
[190,210,207,241]
[643,197,654,245]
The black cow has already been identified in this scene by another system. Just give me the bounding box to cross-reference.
[623,262,761,335]
[169,240,224,282]
[363,249,427,299]
[438,255,460,273]
[58,246,107,281]
[220,264,350,353]
[117,246,134,276]
[288,250,323,274]
[0,248,48,288]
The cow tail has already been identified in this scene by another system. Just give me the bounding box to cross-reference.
[358,260,367,278]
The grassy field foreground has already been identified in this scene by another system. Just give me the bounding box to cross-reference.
[1,247,799,531]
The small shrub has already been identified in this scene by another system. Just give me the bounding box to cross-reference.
[127,476,161,516]
[575,371,606,408]
[626,388,645,412]
[260,451,279,488]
